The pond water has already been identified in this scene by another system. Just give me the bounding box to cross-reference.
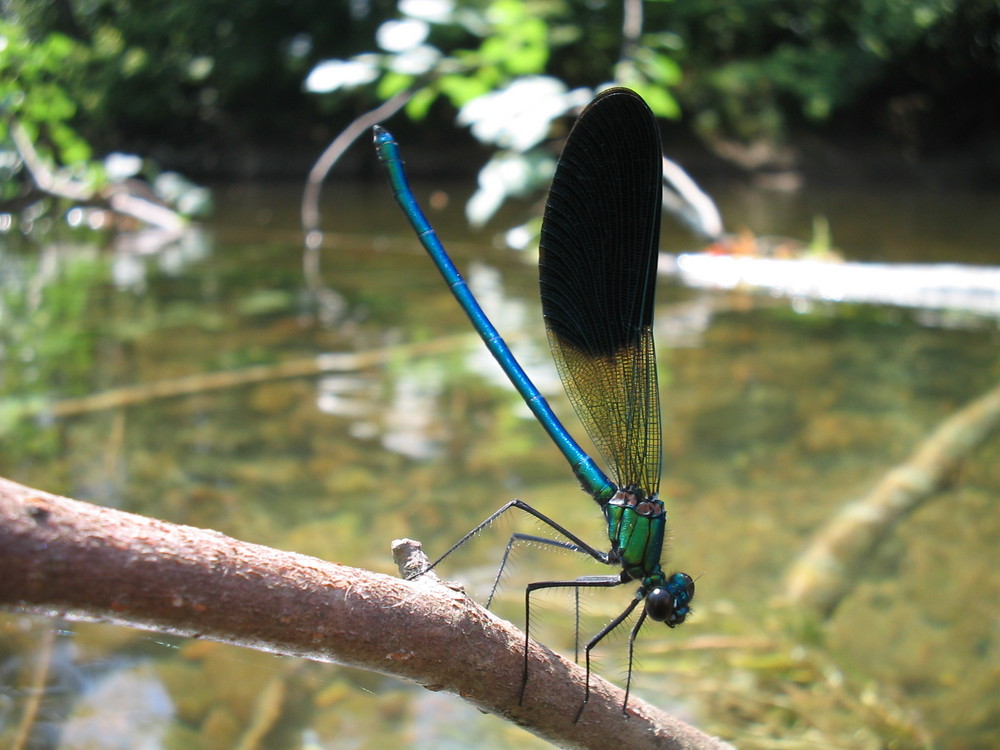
[1,175,999,749]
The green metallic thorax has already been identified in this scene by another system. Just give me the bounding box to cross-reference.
[604,488,666,582]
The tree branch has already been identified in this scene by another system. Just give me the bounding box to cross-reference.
[10,120,93,202]
[301,89,413,238]
[300,90,414,324]
[617,0,644,77]
[0,476,731,750]
[8,118,186,232]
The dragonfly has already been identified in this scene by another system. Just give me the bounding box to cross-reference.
[373,87,694,717]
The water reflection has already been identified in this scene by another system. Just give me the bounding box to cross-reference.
[1,180,998,748]
[60,663,173,750]
[110,227,211,291]
[671,252,1000,323]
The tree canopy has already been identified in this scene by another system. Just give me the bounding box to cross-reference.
[3,0,998,187]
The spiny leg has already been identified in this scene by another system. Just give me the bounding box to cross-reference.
[574,587,581,663]
[413,499,612,580]
[574,595,644,722]
[521,576,626,710]
[621,607,650,716]
[486,533,586,609]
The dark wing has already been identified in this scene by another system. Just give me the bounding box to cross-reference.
[539,87,663,497]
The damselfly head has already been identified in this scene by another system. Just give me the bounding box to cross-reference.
[646,572,695,627]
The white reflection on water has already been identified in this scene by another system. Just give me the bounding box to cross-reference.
[61,663,172,750]
[670,253,1000,324]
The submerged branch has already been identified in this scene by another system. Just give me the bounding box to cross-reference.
[782,380,1000,618]
[0,476,731,750]
[8,335,469,424]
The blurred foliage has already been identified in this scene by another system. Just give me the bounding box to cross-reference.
[0,20,105,198]
[4,0,367,150]
[670,0,1000,151]
[302,0,687,222]
[2,0,998,182]
[1,19,212,227]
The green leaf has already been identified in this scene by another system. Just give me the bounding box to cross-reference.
[639,51,682,87]
[405,87,438,119]
[438,74,490,107]
[628,82,680,120]
[41,32,76,60]
[376,71,415,99]
[50,122,91,165]
[480,0,549,74]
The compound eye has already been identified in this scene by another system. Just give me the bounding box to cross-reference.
[645,587,676,623]
[645,573,695,627]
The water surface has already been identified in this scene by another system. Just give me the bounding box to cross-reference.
[1,177,998,749]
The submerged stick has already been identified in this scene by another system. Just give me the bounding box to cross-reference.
[783,380,1000,618]
[5,335,468,425]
